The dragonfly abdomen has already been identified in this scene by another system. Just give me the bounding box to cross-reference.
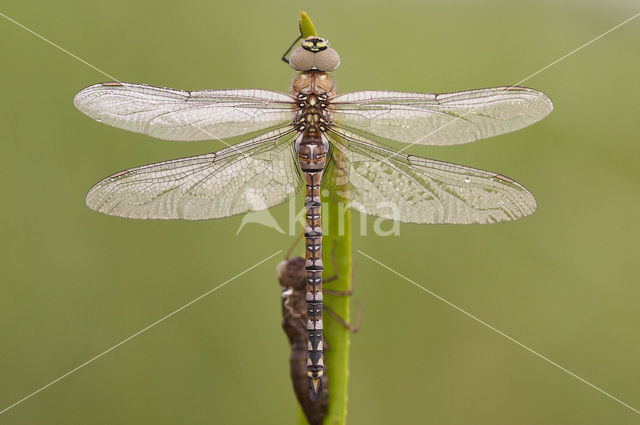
[297,134,327,401]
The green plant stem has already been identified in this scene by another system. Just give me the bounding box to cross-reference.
[321,187,352,425]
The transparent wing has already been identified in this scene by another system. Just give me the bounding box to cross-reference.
[74,82,295,141]
[86,128,303,219]
[331,86,552,146]
[323,129,536,224]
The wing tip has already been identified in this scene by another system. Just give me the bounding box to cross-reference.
[73,81,127,110]
[508,85,554,115]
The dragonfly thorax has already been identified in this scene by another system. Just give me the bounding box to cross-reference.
[292,72,336,137]
[292,71,335,96]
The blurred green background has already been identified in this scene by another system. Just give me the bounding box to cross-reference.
[1,0,639,424]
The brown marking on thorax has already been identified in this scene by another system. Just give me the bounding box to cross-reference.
[291,71,336,132]
[292,71,336,97]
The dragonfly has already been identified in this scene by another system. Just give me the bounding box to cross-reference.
[74,34,552,402]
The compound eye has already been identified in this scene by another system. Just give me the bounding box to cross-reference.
[314,48,340,72]
[289,46,315,71]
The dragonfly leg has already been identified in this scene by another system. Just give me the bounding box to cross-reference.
[323,266,354,296]
[323,282,353,297]
[322,238,361,330]
[322,240,357,294]
[281,34,302,65]
[324,301,362,333]
[283,293,303,321]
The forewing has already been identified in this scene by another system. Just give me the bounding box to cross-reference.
[86,128,303,219]
[74,82,295,141]
[332,87,552,146]
[324,129,536,224]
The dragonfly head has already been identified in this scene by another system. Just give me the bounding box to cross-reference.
[301,36,330,52]
[290,36,340,72]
